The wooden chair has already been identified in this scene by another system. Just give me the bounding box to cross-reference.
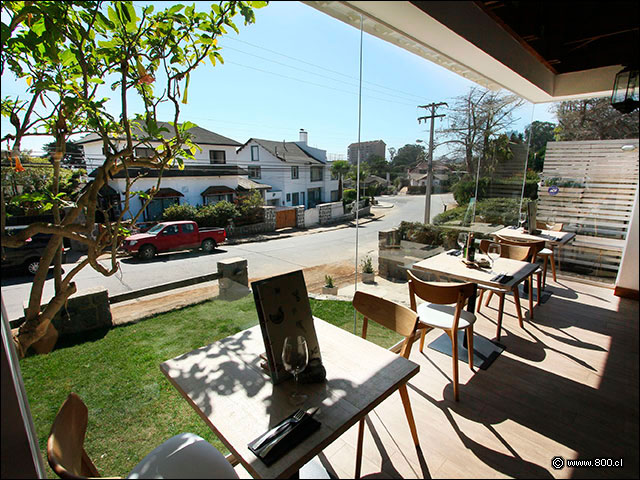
[47,393,239,479]
[352,291,420,479]
[406,271,476,402]
[477,239,539,340]
[536,221,565,287]
[494,234,545,305]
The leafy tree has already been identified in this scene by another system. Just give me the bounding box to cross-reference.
[1,1,263,357]
[235,188,264,225]
[364,154,389,178]
[438,86,524,176]
[43,141,86,167]
[390,143,425,178]
[388,146,397,162]
[552,97,639,140]
[330,159,350,200]
[524,121,555,171]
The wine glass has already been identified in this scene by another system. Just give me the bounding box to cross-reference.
[518,212,526,230]
[281,336,309,406]
[545,215,556,231]
[487,243,501,273]
[457,232,468,254]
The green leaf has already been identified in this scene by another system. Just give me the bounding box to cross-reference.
[182,121,197,131]
[249,1,269,8]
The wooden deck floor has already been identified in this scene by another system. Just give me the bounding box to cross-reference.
[318,278,639,478]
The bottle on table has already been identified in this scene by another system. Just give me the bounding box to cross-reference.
[466,233,476,262]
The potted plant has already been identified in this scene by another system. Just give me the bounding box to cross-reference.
[361,256,375,284]
[322,275,338,295]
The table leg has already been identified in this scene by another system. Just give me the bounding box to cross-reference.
[355,418,365,479]
[462,285,477,349]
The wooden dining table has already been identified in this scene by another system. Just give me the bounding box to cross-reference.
[490,226,576,247]
[412,251,539,369]
[159,318,420,479]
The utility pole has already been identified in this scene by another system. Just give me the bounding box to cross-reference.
[417,102,447,224]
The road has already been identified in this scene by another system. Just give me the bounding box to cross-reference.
[1,193,453,320]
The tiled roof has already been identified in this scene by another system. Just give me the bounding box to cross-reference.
[76,121,241,146]
[237,177,271,190]
[238,139,323,164]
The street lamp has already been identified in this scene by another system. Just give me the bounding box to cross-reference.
[416,139,433,224]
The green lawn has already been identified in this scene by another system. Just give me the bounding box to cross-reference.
[20,294,402,478]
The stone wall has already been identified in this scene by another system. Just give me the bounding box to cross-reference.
[378,228,444,281]
[227,206,276,237]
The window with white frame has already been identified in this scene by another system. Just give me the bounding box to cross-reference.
[310,166,323,182]
[249,166,261,179]
[251,145,259,161]
[291,166,299,179]
[209,150,226,164]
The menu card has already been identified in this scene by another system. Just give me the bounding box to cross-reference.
[252,270,322,385]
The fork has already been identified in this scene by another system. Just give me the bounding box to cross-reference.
[254,409,306,450]
[256,408,319,457]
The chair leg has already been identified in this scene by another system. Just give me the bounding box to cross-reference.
[485,290,494,307]
[450,331,459,401]
[355,418,365,479]
[398,384,420,446]
[512,286,524,328]
[419,327,426,353]
[542,256,548,289]
[467,325,474,370]
[528,277,534,320]
[496,293,505,340]
[477,289,485,313]
[550,251,557,282]
[537,272,542,306]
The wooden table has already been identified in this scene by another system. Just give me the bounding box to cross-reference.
[491,226,575,247]
[160,319,420,479]
[413,251,539,369]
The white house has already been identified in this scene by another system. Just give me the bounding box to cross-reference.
[234,129,339,208]
[77,122,270,221]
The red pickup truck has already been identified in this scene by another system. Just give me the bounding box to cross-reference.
[122,221,226,260]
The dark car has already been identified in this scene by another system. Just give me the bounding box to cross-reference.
[1,226,68,275]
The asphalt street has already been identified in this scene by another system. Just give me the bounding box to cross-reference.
[1,193,453,320]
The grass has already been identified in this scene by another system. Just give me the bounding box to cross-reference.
[20,294,402,478]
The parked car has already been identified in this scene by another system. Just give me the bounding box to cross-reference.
[1,226,69,275]
[121,220,226,260]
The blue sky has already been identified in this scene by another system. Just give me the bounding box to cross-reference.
[1,1,556,160]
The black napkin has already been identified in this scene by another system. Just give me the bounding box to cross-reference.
[491,273,513,284]
[248,410,321,466]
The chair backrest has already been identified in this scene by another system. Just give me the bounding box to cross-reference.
[406,271,475,331]
[495,235,544,260]
[47,393,101,479]
[352,290,418,358]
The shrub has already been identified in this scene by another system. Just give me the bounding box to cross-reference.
[324,275,334,288]
[195,201,238,227]
[452,177,538,205]
[361,256,374,273]
[235,189,264,226]
[161,204,198,222]
[342,188,357,204]
[433,197,525,226]
[398,221,490,248]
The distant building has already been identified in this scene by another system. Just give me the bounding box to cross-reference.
[347,140,386,164]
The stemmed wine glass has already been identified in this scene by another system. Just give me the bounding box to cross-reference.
[518,212,526,230]
[487,243,501,273]
[457,232,468,255]
[545,215,556,231]
[281,336,309,406]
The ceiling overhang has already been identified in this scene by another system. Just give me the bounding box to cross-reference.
[303,1,629,103]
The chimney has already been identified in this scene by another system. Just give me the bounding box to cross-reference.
[299,128,308,145]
